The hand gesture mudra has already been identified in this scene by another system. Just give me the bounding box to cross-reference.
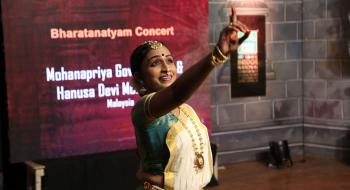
[217,6,250,56]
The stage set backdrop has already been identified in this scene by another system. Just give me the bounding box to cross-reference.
[1,0,210,162]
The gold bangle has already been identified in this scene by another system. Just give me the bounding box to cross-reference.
[210,46,230,66]
[215,46,229,60]
[210,52,221,66]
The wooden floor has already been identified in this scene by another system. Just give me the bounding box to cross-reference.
[205,157,350,190]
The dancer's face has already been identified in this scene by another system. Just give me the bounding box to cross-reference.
[139,46,177,92]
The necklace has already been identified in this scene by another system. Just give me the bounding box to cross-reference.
[177,106,205,172]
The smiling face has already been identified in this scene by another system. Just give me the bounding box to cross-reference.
[137,46,177,92]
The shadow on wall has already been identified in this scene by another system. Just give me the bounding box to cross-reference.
[336,131,350,165]
[327,1,350,165]
[345,88,350,97]
[328,0,349,62]
[319,0,349,76]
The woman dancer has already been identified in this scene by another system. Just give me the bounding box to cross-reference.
[130,7,250,190]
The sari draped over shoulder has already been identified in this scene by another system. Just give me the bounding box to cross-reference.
[164,104,213,190]
[131,93,213,190]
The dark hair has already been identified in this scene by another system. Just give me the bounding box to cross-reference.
[130,41,165,76]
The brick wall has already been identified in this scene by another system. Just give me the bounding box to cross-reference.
[209,0,304,164]
[209,0,350,165]
[302,0,350,160]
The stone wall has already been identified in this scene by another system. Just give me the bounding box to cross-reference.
[302,0,350,160]
[209,0,350,165]
[209,0,304,164]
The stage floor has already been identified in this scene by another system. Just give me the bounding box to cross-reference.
[206,157,350,190]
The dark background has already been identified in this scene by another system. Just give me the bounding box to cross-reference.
[1,0,210,163]
[0,0,209,189]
